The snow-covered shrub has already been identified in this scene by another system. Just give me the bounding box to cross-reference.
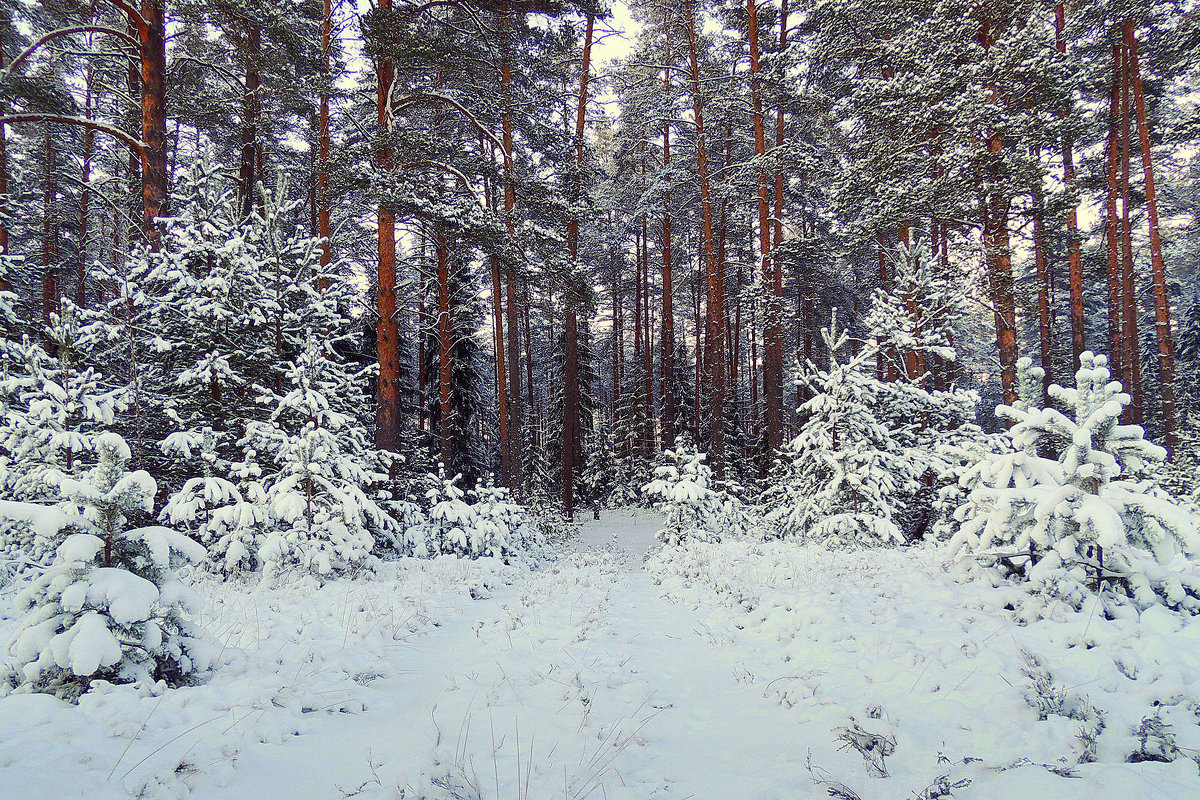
[764,311,919,546]
[1,433,212,700]
[470,475,538,558]
[161,429,270,574]
[0,301,120,505]
[0,302,121,564]
[950,353,1200,614]
[245,343,400,579]
[643,436,745,545]
[407,466,477,557]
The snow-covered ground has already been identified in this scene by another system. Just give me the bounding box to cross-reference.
[3,510,1200,799]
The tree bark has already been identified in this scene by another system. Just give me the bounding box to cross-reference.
[317,0,333,280]
[749,0,781,453]
[685,0,724,474]
[499,12,525,491]
[78,67,94,308]
[139,0,168,248]
[1118,35,1142,423]
[239,24,262,220]
[1055,5,1085,370]
[436,229,453,468]
[562,12,594,519]
[660,47,675,448]
[375,0,402,451]
[1104,42,1124,382]
[1127,21,1178,454]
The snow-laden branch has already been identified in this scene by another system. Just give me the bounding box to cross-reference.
[0,26,140,83]
[0,115,145,157]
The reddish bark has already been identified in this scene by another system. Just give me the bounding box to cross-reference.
[499,13,524,490]
[685,0,724,473]
[1032,163,1052,396]
[139,0,168,248]
[660,49,676,448]
[375,0,402,451]
[748,0,781,452]
[1117,38,1142,423]
[436,230,452,468]
[42,134,58,323]
[1104,42,1124,381]
[318,0,333,278]
[78,68,94,308]
[240,24,262,220]
[1055,5,1085,369]
[1128,22,1178,454]
[562,13,594,519]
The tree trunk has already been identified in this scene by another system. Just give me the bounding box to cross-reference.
[140,0,168,248]
[562,12,594,519]
[1104,42,1124,382]
[685,0,724,474]
[240,24,262,219]
[1118,36,1142,423]
[660,51,675,448]
[981,15,1017,405]
[749,0,781,453]
[78,68,93,308]
[1127,21,1178,455]
[436,229,453,468]
[375,0,402,451]
[42,133,58,323]
[317,0,333,279]
[1055,5,1085,370]
[496,12,525,491]
[1032,166,1052,396]
[0,41,7,258]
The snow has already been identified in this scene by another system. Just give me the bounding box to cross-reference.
[2,511,1200,798]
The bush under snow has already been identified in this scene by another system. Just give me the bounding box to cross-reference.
[1,434,213,700]
[950,353,1200,615]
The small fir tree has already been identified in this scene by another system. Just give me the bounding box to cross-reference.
[950,353,1200,614]
[766,311,921,545]
[1,434,212,700]
[643,436,744,545]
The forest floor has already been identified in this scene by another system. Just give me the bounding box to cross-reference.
[3,510,1200,799]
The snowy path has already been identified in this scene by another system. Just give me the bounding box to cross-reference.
[5,512,1200,799]
[184,510,813,799]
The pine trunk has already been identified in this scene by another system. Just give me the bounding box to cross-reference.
[660,53,675,448]
[1127,22,1178,454]
[685,0,724,474]
[562,12,594,519]
[375,0,402,451]
[1104,42,1124,381]
[499,12,525,490]
[437,230,453,468]
[1055,5,1085,369]
[318,0,333,277]
[1118,37,1143,423]
[139,0,168,248]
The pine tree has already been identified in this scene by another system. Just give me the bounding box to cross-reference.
[766,311,920,545]
[0,301,120,505]
[951,353,1200,614]
[643,435,745,545]
[246,341,402,579]
[1,433,212,700]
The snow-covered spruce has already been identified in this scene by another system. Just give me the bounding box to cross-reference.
[950,353,1200,614]
[243,342,403,580]
[470,475,539,558]
[642,436,744,545]
[1,434,212,700]
[765,311,920,545]
[161,428,270,574]
[0,301,120,507]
